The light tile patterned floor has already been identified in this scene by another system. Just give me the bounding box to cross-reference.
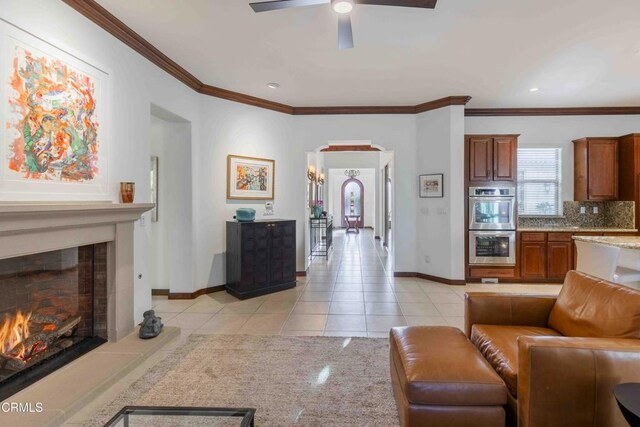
[152,230,562,339]
[65,229,562,425]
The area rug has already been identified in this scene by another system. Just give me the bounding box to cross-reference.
[85,335,399,426]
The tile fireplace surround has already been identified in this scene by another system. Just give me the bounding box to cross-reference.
[0,203,153,343]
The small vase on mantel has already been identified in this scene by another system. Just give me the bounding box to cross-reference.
[120,182,135,203]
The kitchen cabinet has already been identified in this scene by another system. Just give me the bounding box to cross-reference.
[618,133,640,228]
[226,220,296,299]
[466,135,518,183]
[518,231,634,282]
[573,137,618,201]
[520,233,547,279]
[547,233,573,280]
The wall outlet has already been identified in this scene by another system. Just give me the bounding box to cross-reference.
[580,206,586,214]
[424,255,431,263]
[139,215,146,227]
[437,208,447,215]
[593,206,599,214]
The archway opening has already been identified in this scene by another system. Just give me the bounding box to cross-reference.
[341,178,364,228]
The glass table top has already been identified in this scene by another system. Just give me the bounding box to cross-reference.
[103,406,256,427]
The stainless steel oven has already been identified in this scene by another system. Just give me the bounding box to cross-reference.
[469,231,516,266]
[468,187,516,231]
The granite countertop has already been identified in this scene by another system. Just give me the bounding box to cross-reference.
[518,227,638,233]
[572,235,640,249]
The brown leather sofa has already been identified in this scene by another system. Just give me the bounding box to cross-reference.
[466,270,640,426]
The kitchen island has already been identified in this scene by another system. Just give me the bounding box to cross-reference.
[572,236,640,289]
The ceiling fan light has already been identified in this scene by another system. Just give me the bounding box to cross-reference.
[332,0,354,14]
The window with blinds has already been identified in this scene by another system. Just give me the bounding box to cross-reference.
[517,148,562,216]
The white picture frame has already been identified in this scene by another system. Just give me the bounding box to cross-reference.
[0,20,111,201]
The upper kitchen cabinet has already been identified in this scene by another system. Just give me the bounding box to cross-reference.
[573,137,618,201]
[466,135,518,183]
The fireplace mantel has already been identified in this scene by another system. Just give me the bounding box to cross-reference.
[0,202,154,236]
[0,202,153,341]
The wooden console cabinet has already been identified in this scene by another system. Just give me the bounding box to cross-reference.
[226,220,296,299]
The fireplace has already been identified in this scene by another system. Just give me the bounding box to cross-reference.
[0,202,152,400]
[0,244,108,399]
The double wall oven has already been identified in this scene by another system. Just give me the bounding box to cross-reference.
[468,187,516,265]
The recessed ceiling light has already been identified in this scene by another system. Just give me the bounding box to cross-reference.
[267,82,280,89]
[529,87,540,92]
[332,0,354,14]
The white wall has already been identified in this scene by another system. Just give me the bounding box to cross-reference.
[328,168,375,228]
[1,0,203,322]
[321,151,381,230]
[465,115,640,201]
[13,0,614,307]
[294,115,418,272]
[149,113,193,292]
[415,106,466,281]
[195,96,298,286]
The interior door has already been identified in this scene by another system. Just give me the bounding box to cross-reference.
[269,221,296,285]
[384,164,391,247]
[241,223,270,289]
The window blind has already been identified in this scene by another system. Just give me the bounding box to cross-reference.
[517,148,562,216]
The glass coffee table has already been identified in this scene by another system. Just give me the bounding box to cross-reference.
[103,406,256,427]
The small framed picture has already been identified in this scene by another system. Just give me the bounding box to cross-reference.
[227,155,275,200]
[419,174,443,198]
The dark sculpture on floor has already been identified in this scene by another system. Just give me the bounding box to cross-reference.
[139,310,163,339]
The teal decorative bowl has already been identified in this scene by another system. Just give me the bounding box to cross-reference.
[235,208,256,222]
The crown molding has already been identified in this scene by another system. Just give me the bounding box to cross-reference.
[62,1,639,118]
[465,107,640,117]
[292,105,416,115]
[198,85,294,114]
[415,96,472,113]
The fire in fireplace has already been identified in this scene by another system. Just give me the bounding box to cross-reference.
[0,244,108,399]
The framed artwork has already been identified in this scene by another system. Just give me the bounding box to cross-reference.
[0,21,110,200]
[419,174,443,198]
[150,156,158,222]
[227,155,275,200]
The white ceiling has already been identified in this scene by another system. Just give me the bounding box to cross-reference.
[95,0,640,108]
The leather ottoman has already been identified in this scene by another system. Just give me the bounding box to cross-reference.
[390,326,508,427]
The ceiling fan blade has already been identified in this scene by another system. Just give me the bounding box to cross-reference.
[338,14,354,50]
[355,0,437,8]
[250,0,330,13]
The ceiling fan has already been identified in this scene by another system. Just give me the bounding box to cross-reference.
[249,0,438,50]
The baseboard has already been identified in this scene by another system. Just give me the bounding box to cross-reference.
[393,272,466,286]
[151,289,169,296]
[168,285,226,300]
[296,270,307,277]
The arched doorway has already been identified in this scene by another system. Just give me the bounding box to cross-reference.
[341,178,364,228]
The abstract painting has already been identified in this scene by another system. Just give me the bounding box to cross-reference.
[419,174,443,198]
[1,23,109,200]
[227,155,275,200]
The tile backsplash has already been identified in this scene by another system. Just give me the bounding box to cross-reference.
[518,201,635,229]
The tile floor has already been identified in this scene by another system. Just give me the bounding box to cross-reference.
[152,230,562,339]
[65,229,562,425]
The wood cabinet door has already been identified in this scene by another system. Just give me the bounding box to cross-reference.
[520,242,547,279]
[587,139,618,200]
[468,137,493,182]
[268,221,296,285]
[547,242,572,280]
[241,223,270,289]
[493,137,517,181]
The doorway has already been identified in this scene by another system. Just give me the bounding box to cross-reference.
[384,163,392,247]
[148,104,193,296]
[341,178,365,228]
